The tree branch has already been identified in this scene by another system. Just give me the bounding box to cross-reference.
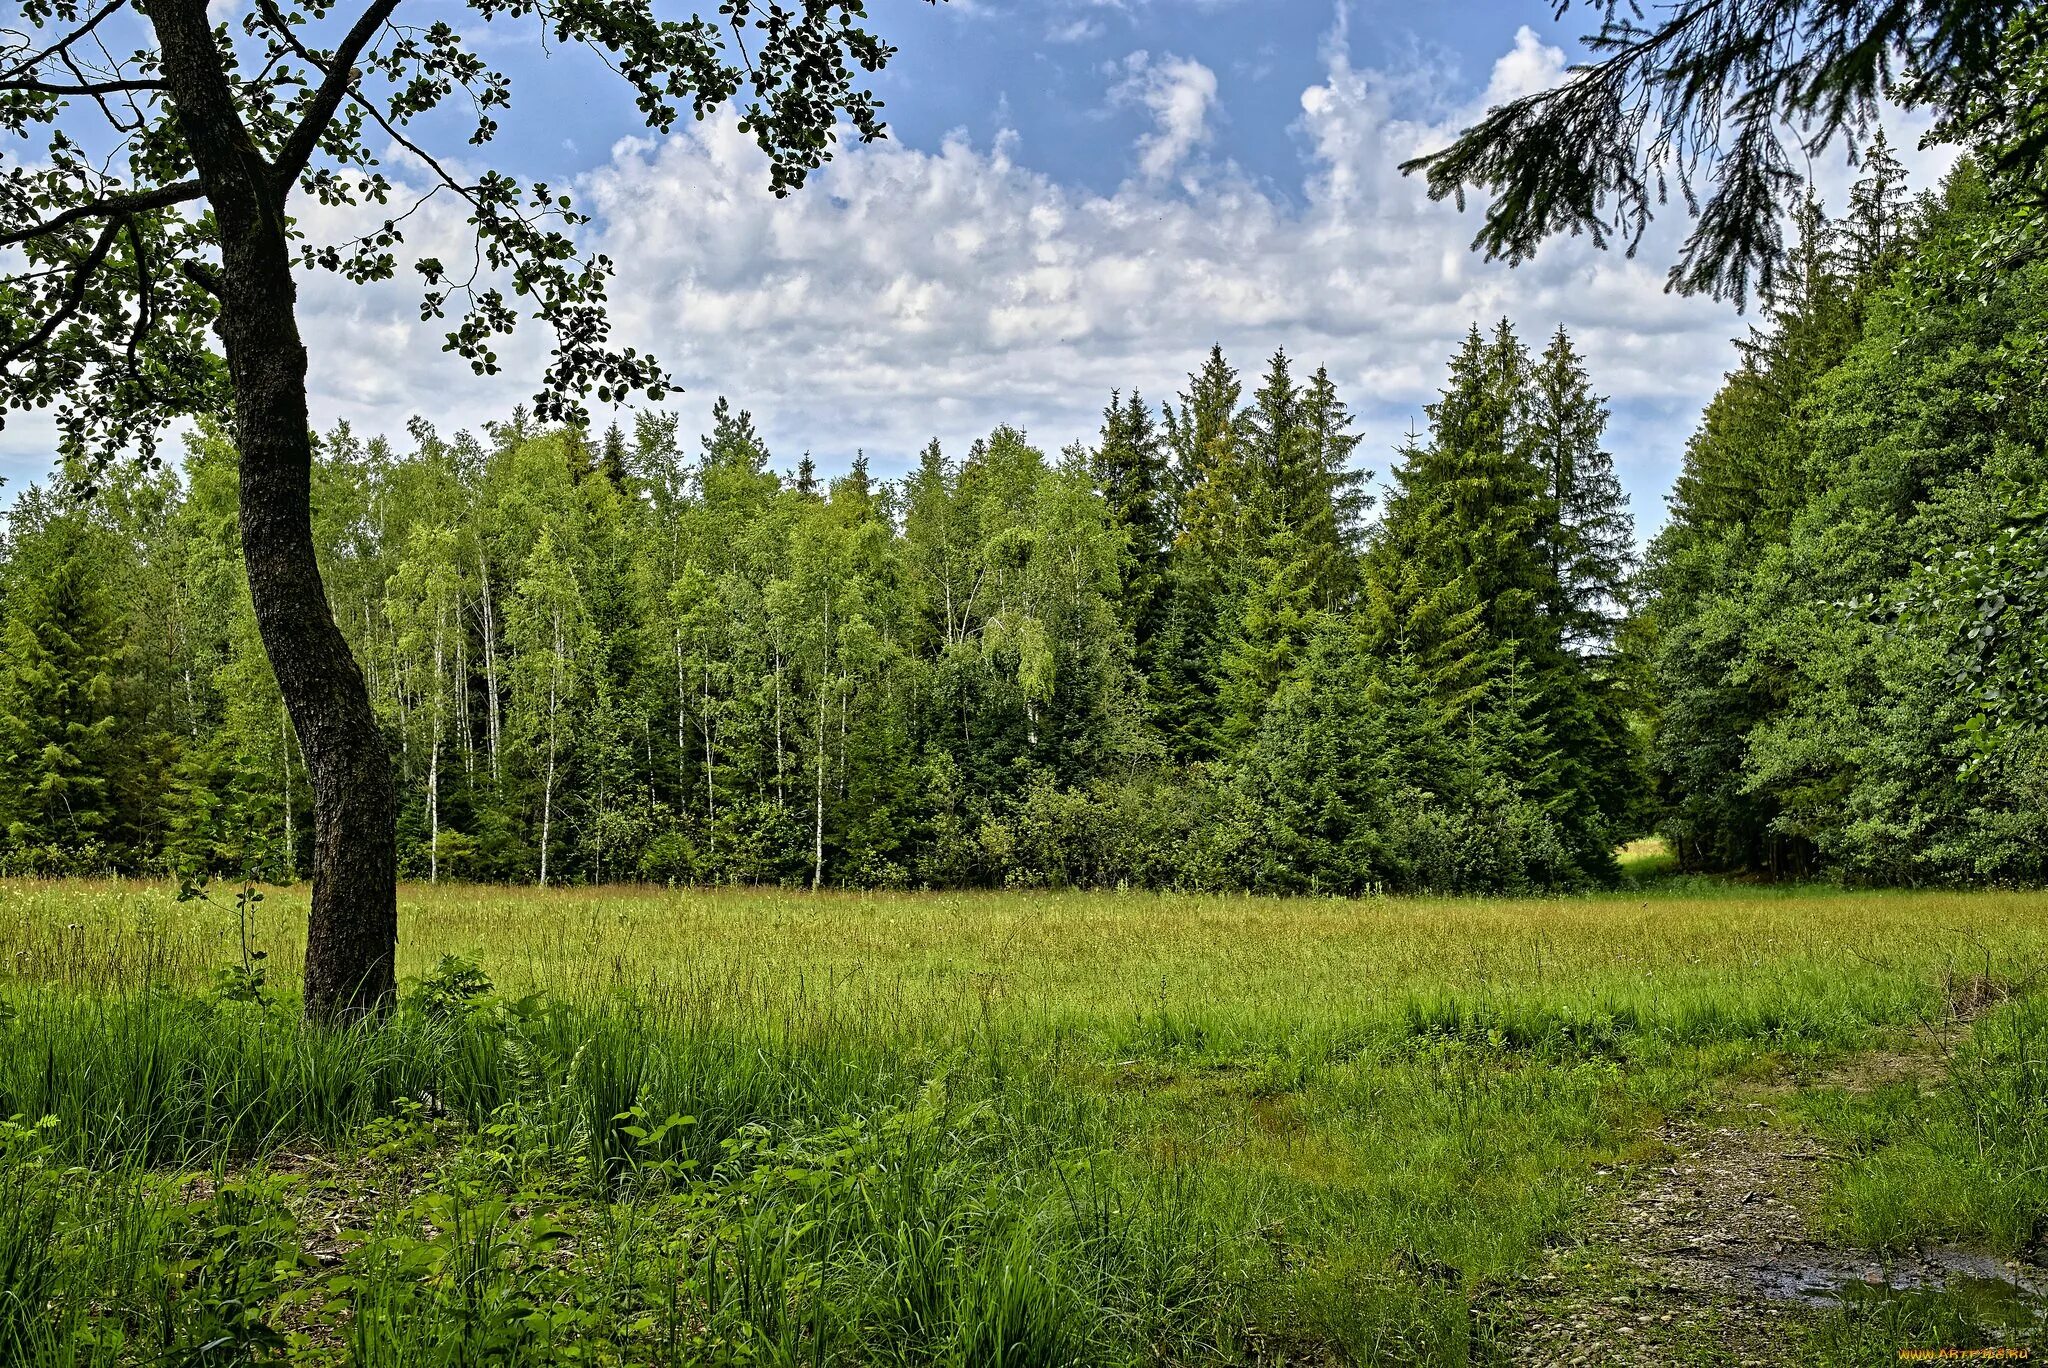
[270,0,403,188]
[0,76,164,95]
[178,256,223,297]
[0,215,121,368]
[0,178,204,247]
[0,0,129,84]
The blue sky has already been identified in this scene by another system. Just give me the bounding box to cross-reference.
[0,0,1956,534]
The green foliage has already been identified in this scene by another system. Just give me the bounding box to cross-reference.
[0,498,145,869]
[0,331,1638,896]
[1643,158,2048,883]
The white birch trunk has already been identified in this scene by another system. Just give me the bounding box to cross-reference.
[479,545,502,781]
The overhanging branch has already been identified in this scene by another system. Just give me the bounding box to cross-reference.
[0,0,130,84]
[0,76,164,95]
[0,178,204,247]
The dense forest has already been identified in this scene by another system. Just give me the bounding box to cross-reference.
[1645,145,2048,886]
[0,147,2041,894]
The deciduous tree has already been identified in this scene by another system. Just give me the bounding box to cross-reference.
[0,0,930,1017]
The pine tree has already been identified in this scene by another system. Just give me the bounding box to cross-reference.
[702,396,770,475]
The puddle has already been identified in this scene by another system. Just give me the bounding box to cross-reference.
[1750,1246,2048,1324]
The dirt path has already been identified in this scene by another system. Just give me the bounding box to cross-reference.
[1496,1034,2044,1366]
[1498,1114,1842,1366]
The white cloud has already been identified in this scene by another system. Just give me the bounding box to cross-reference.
[1046,17,1104,44]
[1110,51,1219,182]
[256,27,1738,519]
[0,20,1963,530]
[556,26,1739,525]
[1483,25,1567,106]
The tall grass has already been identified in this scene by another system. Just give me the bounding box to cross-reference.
[0,970,1253,1364]
[2,878,2045,1362]
[1811,992,2048,1254]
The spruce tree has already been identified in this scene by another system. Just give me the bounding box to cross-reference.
[1366,322,1636,880]
[598,422,631,486]
[1239,349,1305,542]
[1370,322,1551,653]
[1163,345,1243,516]
[1302,364,1371,607]
[1527,327,1635,655]
[1841,129,1914,282]
[1218,352,1370,746]
[0,510,133,861]
[1154,347,1248,761]
[1090,391,1172,659]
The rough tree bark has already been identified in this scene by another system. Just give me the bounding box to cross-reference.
[149,0,398,1020]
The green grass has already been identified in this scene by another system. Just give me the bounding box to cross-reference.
[1616,835,1681,882]
[2,878,2046,1363]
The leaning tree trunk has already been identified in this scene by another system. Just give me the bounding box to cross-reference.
[226,262,397,1020]
[151,0,398,1021]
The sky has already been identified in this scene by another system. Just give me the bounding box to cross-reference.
[0,0,1960,535]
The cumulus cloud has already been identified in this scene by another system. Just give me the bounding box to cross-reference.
[553,22,1738,515]
[0,19,1960,527]
[1110,51,1220,181]
[1483,25,1568,105]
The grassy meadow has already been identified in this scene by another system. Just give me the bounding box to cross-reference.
[3,874,2047,1364]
